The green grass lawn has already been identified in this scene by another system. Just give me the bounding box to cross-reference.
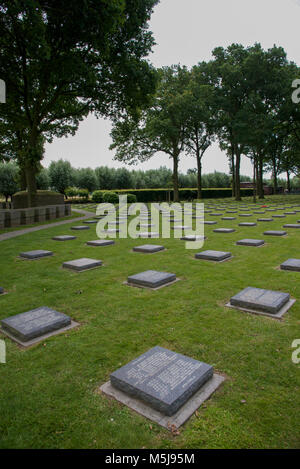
[0,195,299,449]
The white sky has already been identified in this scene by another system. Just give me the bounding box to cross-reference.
[44,0,300,177]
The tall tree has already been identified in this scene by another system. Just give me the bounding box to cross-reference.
[0,0,158,205]
[110,65,190,202]
[183,64,215,199]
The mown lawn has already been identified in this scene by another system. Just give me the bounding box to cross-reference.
[0,195,299,449]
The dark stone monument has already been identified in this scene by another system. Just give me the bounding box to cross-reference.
[280,259,300,272]
[181,235,206,241]
[71,226,90,230]
[20,250,53,259]
[63,258,102,271]
[283,224,300,229]
[229,287,290,315]
[238,222,257,227]
[1,307,71,342]
[195,250,232,261]
[133,245,165,253]
[127,270,176,288]
[0,287,4,294]
[236,239,264,247]
[264,231,287,236]
[86,240,115,247]
[213,228,235,233]
[110,346,214,416]
[52,235,76,241]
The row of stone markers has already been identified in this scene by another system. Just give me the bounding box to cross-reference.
[0,201,299,429]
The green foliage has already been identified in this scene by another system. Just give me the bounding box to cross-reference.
[0,0,158,196]
[91,190,104,203]
[0,162,20,201]
[65,187,79,198]
[48,160,74,195]
[74,168,98,193]
[123,193,137,203]
[102,191,119,204]
[77,188,89,200]
[36,168,50,190]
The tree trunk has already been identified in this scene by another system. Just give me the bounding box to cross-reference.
[235,149,241,201]
[253,159,257,203]
[258,154,264,199]
[20,168,27,191]
[25,165,37,207]
[173,153,179,202]
[196,151,202,199]
[287,171,291,193]
[272,158,278,194]
[231,150,236,198]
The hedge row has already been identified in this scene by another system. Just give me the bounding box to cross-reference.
[112,188,254,202]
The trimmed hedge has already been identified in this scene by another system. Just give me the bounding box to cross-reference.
[91,190,104,203]
[112,188,253,202]
[102,191,119,204]
[12,190,64,208]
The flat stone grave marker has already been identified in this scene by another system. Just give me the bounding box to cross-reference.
[283,224,300,229]
[52,235,76,241]
[71,225,90,230]
[133,245,165,254]
[238,222,257,227]
[222,217,236,220]
[102,228,120,234]
[204,221,217,225]
[127,270,176,289]
[257,218,273,222]
[280,259,300,272]
[226,210,238,213]
[254,211,265,214]
[264,231,287,236]
[213,228,235,233]
[210,213,223,216]
[172,225,192,230]
[181,235,206,241]
[139,232,159,238]
[195,250,232,262]
[239,214,252,217]
[109,346,214,416]
[108,221,125,225]
[0,306,78,346]
[20,250,53,260]
[63,258,102,272]
[236,239,264,247]
[86,240,115,247]
[140,223,156,228]
[272,215,286,218]
[284,212,296,215]
[83,220,98,224]
[227,286,294,318]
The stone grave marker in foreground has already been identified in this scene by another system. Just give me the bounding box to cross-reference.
[280,259,300,272]
[127,270,177,289]
[226,287,295,319]
[0,307,79,347]
[100,346,225,429]
[19,250,53,260]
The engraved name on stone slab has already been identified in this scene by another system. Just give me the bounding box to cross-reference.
[110,346,213,416]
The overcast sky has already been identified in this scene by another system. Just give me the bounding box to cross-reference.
[44,0,300,177]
